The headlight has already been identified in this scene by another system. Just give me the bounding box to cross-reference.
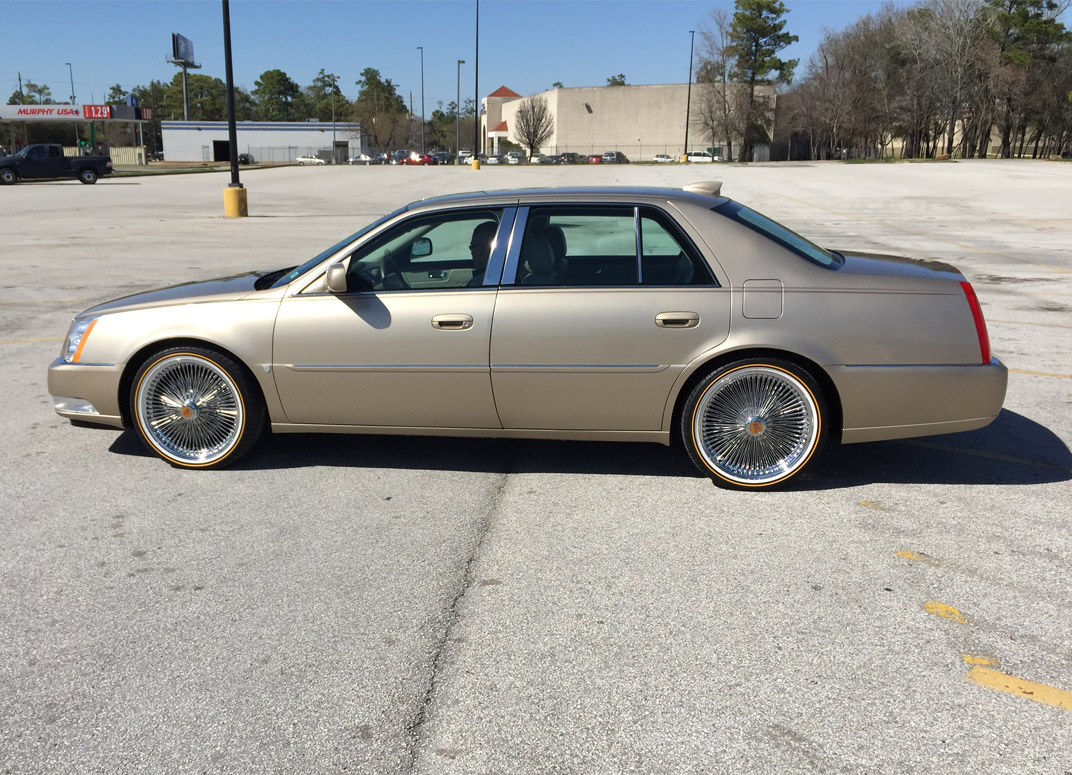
[63,317,98,363]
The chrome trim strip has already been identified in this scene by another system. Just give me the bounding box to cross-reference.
[500,206,530,285]
[286,363,487,372]
[492,364,670,373]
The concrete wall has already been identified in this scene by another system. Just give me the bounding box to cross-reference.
[161,121,365,163]
[497,83,774,162]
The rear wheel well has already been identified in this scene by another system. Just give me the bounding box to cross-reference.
[118,339,268,427]
[670,348,843,444]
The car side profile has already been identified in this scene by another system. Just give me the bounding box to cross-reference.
[295,155,325,165]
[48,182,1007,489]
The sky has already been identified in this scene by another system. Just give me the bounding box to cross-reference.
[6,0,913,113]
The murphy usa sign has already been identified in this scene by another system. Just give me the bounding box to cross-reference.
[0,104,153,122]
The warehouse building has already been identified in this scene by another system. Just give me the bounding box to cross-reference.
[161,120,366,163]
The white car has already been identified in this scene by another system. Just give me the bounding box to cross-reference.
[685,151,714,163]
[505,151,525,165]
[653,154,676,163]
[296,155,326,166]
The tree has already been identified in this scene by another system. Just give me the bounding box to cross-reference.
[10,81,53,105]
[514,95,555,158]
[353,68,408,151]
[552,81,564,88]
[253,69,303,121]
[106,83,127,104]
[304,68,349,123]
[728,0,799,160]
[698,8,744,159]
[606,74,627,86]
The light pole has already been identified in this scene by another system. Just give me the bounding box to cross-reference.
[331,73,337,163]
[417,46,425,153]
[456,59,465,163]
[683,30,695,161]
[65,62,78,148]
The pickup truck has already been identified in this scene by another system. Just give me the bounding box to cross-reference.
[0,144,113,184]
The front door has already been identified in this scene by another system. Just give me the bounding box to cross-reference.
[272,206,513,428]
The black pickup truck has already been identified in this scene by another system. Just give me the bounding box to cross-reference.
[0,144,113,184]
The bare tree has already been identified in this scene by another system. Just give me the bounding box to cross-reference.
[514,95,555,158]
[698,8,742,158]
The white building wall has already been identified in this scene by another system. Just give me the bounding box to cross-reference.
[161,121,365,162]
[500,84,764,161]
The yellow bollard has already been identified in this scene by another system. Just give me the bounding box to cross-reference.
[471,158,481,170]
[224,185,248,218]
[681,154,689,163]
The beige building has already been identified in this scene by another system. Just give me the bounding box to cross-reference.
[481,83,776,161]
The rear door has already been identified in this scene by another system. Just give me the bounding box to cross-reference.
[489,203,731,431]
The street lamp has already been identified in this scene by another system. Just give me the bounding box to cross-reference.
[683,30,695,161]
[65,62,78,148]
[417,46,425,153]
[330,73,337,163]
[456,59,465,164]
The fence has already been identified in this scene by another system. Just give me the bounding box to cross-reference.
[63,146,146,165]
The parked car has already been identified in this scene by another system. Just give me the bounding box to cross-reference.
[602,151,629,164]
[388,150,413,165]
[434,152,456,165]
[558,152,582,164]
[238,153,255,164]
[401,153,438,166]
[458,150,473,164]
[587,154,603,164]
[0,143,112,184]
[653,154,676,163]
[685,151,715,163]
[505,151,525,164]
[295,155,325,166]
[484,154,503,165]
[47,180,1006,490]
[349,153,384,165]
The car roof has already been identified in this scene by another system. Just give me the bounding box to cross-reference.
[406,182,726,211]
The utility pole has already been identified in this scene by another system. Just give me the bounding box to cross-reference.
[66,62,78,148]
[474,0,479,161]
[456,59,465,163]
[221,0,247,217]
[417,46,425,154]
[331,73,338,163]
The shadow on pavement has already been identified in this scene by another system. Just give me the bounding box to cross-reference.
[107,409,1069,488]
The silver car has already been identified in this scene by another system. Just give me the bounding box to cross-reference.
[48,182,1007,489]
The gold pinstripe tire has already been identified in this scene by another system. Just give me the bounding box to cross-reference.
[681,359,827,490]
[131,347,265,469]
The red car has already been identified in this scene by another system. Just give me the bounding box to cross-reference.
[401,153,438,166]
[587,154,602,164]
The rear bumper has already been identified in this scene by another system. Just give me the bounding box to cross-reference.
[832,358,1008,444]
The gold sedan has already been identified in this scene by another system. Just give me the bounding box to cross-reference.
[48,182,1007,489]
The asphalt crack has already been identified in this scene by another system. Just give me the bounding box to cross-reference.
[401,470,510,773]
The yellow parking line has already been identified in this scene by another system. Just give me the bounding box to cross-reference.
[0,337,63,344]
[899,440,1072,473]
[1008,367,1072,379]
[776,194,1072,274]
[990,318,1072,330]
[923,600,970,624]
[967,667,1072,711]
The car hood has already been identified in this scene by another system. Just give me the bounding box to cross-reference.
[83,271,268,316]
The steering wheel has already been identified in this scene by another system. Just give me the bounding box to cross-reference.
[379,251,411,290]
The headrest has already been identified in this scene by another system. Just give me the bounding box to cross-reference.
[521,235,554,274]
[544,225,566,259]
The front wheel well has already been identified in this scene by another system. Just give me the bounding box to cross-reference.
[670,348,843,444]
[118,338,267,427]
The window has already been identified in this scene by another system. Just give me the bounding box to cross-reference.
[639,209,714,286]
[515,206,715,287]
[713,200,842,268]
[346,208,504,291]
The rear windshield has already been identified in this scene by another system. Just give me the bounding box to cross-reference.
[714,201,842,268]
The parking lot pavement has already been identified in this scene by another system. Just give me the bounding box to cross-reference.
[1,161,1070,773]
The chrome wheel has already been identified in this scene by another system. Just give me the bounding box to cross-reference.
[134,352,246,466]
[688,363,822,487]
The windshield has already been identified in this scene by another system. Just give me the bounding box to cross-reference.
[713,201,842,268]
[269,208,405,288]
[13,146,31,158]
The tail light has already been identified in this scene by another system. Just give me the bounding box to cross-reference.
[960,281,991,365]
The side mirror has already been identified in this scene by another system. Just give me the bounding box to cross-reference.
[326,262,348,293]
[411,237,433,258]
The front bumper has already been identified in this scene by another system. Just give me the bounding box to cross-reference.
[47,358,126,428]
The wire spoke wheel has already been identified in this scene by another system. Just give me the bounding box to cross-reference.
[134,351,249,467]
[685,362,824,488]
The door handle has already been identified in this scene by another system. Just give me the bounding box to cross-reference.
[655,311,700,328]
[431,314,474,330]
